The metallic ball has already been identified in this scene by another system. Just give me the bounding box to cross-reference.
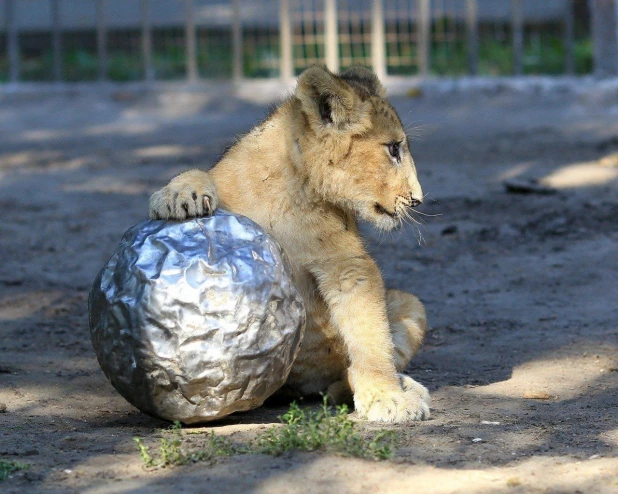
[89,211,306,424]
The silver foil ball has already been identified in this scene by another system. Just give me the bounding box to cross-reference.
[89,210,305,424]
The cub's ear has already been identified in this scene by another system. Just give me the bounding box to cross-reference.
[296,65,370,132]
[340,66,386,98]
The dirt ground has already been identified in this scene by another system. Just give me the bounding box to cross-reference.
[1,81,617,493]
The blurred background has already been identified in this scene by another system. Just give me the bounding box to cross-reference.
[1,0,617,85]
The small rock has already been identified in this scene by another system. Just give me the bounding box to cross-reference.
[472,437,483,443]
[0,403,6,413]
[507,477,522,487]
[523,391,553,400]
[504,178,556,195]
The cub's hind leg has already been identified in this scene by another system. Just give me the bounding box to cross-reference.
[149,169,218,220]
[327,289,428,407]
[326,375,354,406]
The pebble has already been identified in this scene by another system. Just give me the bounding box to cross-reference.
[504,178,556,195]
[441,225,458,235]
[523,391,553,400]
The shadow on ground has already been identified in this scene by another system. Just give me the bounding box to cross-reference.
[1,88,617,493]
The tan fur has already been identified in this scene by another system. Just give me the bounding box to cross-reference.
[149,66,430,422]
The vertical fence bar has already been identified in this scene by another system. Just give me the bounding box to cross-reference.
[279,0,294,81]
[563,0,574,75]
[371,0,386,79]
[51,0,62,81]
[417,0,430,77]
[466,0,478,75]
[324,0,339,72]
[185,0,198,81]
[232,0,243,82]
[590,0,618,76]
[96,0,107,81]
[512,0,523,75]
[6,0,19,83]
[141,0,154,81]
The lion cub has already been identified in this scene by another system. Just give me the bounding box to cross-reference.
[150,65,430,422]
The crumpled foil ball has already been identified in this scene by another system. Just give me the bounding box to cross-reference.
[89,210,306,424]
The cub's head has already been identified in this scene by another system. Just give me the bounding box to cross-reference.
[294,65,423,231]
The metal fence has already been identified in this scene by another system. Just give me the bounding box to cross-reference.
[0,0,615,84]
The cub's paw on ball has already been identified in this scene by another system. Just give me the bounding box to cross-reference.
[353,374,430,423]
[149,169,218,220]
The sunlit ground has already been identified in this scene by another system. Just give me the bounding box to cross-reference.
[0,86,617,493]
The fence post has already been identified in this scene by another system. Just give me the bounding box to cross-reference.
[324,0,339,72]
[371,0,386,79]
[279,0,294,81]
[96,0,107,81]
[51,0,62,82]
[417,0,430,77]
[5,0,19,83]
[141,0,154,82]
[512,0,523,76]
[590,0,618,76]
[232,0,243,82]
[563,0,574,75]
[185,0,198,81]
[466,0,478,76]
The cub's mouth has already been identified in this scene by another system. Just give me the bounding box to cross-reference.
[374,203,397,219]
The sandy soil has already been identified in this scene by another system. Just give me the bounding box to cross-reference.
[0,83,617,493]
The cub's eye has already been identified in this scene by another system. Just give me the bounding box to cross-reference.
[387,142,401,160]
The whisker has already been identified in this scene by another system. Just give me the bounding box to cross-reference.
[403,216,424,246]
[375,225,389,245]
[414,226,423,246]
[403,209,423,225]
[413,209,441,217]
[404,125,427,140]
[400,210,427,246]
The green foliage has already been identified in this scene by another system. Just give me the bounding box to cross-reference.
[0,460,29,482]
[573,38,594,75]
[134,421,238,469]
[134,398,395,470]
[133,437,154,467]
[63,49,98,81]
[253,397,394,460]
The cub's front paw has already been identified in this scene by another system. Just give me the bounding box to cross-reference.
[149,170,218,220]
[354,374,430,423]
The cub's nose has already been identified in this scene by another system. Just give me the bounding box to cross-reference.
[409,195,423,208]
